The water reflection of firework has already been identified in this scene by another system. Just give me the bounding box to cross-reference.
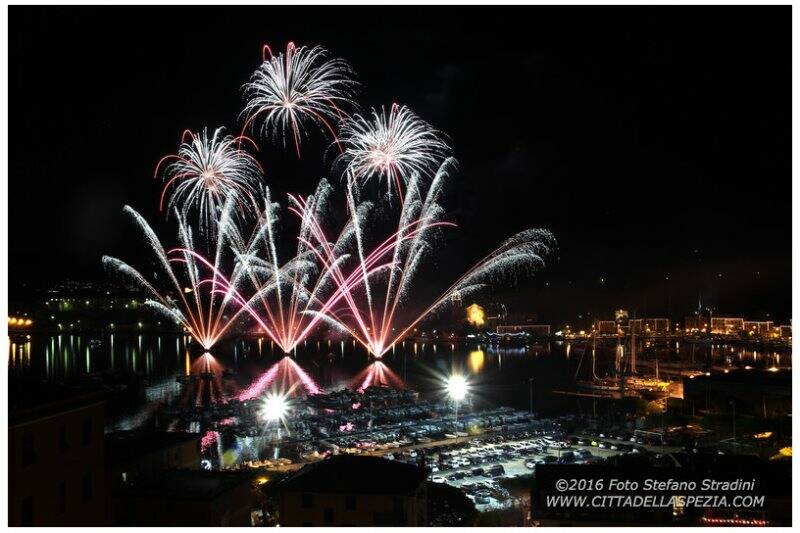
[182,353,227,407]
[350,361,405,392]
[238,356,321,401]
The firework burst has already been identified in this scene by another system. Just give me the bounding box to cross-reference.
[242,42,357,157]
[155,127,263,234]
[337,103,450,198]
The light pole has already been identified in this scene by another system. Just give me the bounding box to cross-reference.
[730,399,737,455]
[262,392,290,442]
[529,378,535,415]
[446,374,468,430]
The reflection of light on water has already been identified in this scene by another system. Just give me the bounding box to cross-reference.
[468,349,485,374]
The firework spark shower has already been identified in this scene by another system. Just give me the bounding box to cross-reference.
[338,103,450,198]
[155,127,263,234]
[104,38,554,376]
[291,160,556,357]
[242,42,357,157]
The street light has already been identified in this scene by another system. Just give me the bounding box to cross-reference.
[730,399,737,455]
[446,374,469,429]
[529,378,535,415]
[446,374,468,402]
[262,392,289,422]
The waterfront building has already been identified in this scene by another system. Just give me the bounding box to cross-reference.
[644,318,670,334]
[710,317,744,334]
[594,320,617,336]
[743,320,773,336]
[496,324,551,336]
[684,315,707,332]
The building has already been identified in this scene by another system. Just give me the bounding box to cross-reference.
[106,430,201,489]
[496,324,550,337]
[779,325,792,339]
[684,316,707,332]
[710,317,744,334]
[277,455,428,526]
[644,318,670,334]
[465,303,486,328]
[594,320,617,336]
[9,384,107,526]
[614,309,629,325]
[683,369,791,418]
[743,321,773,336]
[111,470,254,526]
[622,318,671,336]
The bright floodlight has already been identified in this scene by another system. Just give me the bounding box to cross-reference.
[262,392,289,421]
[446,374,468,402]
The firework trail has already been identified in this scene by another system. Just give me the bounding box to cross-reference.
[102,197,259,350]
[208,179,394,354]
[297,159,556,358]
[155,127,263,235]
[242,42,357,157]
[337,103,450,198]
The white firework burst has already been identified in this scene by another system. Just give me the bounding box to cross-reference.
[156,127,263,234]
[337,103,450,198]
[242,42,357,156]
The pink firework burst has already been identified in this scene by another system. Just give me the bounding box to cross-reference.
[242,42,357,157]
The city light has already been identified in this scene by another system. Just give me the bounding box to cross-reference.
[446,374,469,402]
[7,317,33,327]
[466,304,486,327]
[261,392,290,422]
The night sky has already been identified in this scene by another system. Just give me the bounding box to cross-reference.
[9,6,791,325]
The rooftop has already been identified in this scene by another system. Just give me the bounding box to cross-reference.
[116,469,252,501]
[279,455,428,495]
[9,379,107,427]
[106,430,201,466]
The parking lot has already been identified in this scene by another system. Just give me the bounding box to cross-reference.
[376,429,620,511]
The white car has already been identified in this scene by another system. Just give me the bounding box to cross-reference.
[431,476,446,484]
